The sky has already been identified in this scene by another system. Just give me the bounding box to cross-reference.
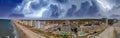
[0,0,120,19]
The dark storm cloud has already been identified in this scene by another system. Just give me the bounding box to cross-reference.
[87,0,99,17]
[30,0,48,10]
[66,5,77,17]
[74,1,91,17]
[56,0,68,3]
[50,4,60,18]
[13,0,120,19]
[0,0,119,19]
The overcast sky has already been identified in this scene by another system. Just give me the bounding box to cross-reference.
[0,0,120,19]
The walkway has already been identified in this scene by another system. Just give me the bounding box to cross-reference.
[113,21,120,38]
[96,26,116,38]
[14,22,46,38]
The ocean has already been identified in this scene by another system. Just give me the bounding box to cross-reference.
[0,19,15,38]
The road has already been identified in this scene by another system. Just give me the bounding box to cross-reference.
[97,26,115,38]
[95,21,120,38]
[98,21,120,38]
[14,22,45,38]
[113,21,120,38]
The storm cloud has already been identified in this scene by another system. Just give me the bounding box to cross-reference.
[13,0,120,19]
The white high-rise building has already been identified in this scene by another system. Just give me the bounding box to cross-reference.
[34,21,38,29]
[29,20,33,26]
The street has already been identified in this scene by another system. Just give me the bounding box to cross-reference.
[14,22,45,38]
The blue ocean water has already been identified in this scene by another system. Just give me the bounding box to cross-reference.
[0,19,14,38]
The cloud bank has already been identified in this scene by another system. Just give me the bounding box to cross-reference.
[14,0,120,19]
